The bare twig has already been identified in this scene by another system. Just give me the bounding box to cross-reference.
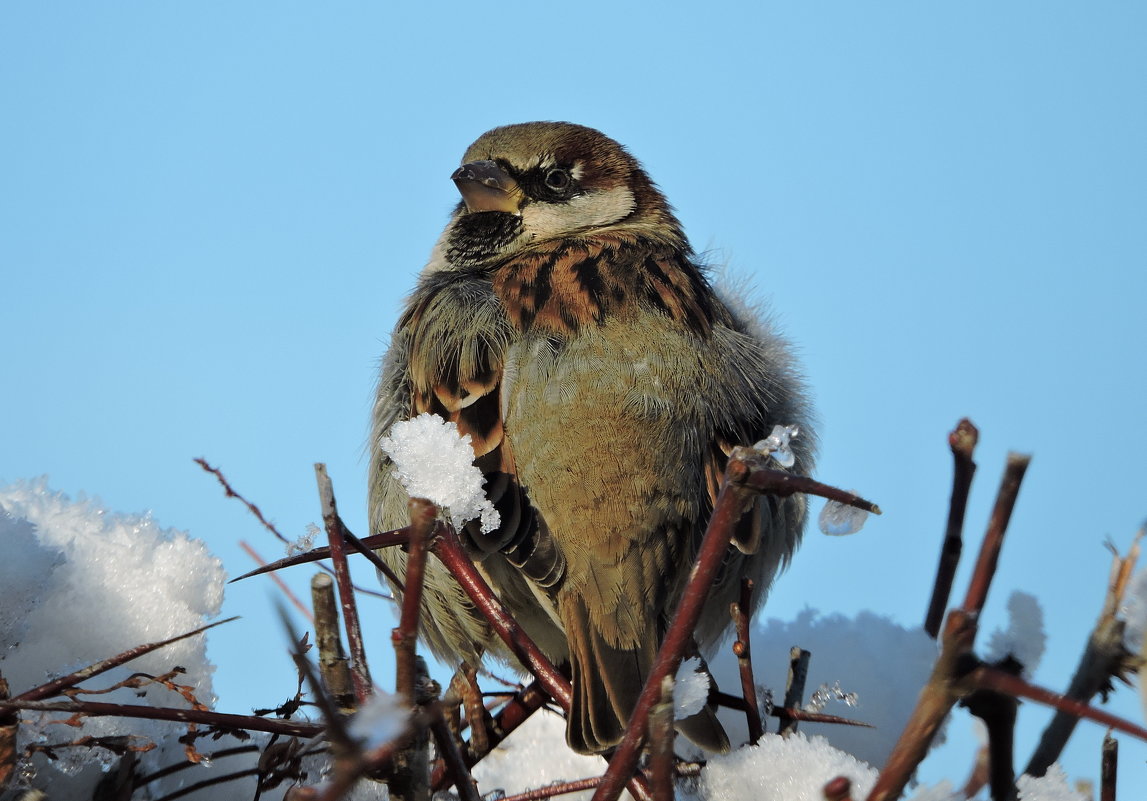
[501,777,603,801]
[780,647,811,737]
[428,702,482,801]
[962,453,1030,615]
[1024,534,1142,777]
[431,679,550,792]
[195,457,290,544]
[311,573,355,713]
[649,676,676,801]
[1101,732,1118,801]
[925,419,979,637]
[730,578,765,743]
[866,609,980,801]
[315,463,373,702]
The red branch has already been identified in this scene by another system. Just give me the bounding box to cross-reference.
[962,453,1030,615]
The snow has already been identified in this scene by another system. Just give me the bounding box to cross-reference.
[695,732,878,801]
[0,478,230,797]
[347,691,409,750]
[470,709,612,800]
[673,657,711,720]
[1016,764,1087,801]
[984,591,1047,675]
[377,412,501,534]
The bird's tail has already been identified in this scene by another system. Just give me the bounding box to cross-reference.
[562,597,730,755]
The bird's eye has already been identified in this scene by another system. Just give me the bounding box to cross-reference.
[544,168,572,191]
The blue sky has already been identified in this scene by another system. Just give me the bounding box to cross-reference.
[3,1,1145,794]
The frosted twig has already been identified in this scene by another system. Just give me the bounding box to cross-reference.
[780,647,811,737]
[962,453,1030,615]
[730,578,764,743]
[314,463,373,703]
[925,418,979,638]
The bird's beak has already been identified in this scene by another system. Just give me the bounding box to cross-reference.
[452,160,522,214]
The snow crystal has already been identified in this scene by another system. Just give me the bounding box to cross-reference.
[985,591,1046,675]
[804,681,859,713]
[378,413,501,534]
[753,424,799,469]
[1016,764,1087,800]
[818,498,868,536]
[673,657,711,720]
[347,691,410,750]
[698,732,878,801]
[288,522,321,556]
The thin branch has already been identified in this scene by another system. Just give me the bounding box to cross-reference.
[315,463,373,702]
[428,701,482,801]
[780,648,812,737]
[1024,534,1142,777]
[0,698,322,738]
[649,677,676,801]
[430,523,572,710]
[1101,732,1117,801]
[974,666,1147,743]
[925,418,979,637]
[501,777,603,801]
[311,573,355,714]
[228,528,410,584]
[14,618,239,703]
[195,457,290,544]
[242,541,315,622]
[394,498,434,702]
[961,677,1018,801]
[730,578,764,743]
[962,453,1031,615]
[866,609,980,801]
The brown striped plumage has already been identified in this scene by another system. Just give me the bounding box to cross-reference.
[370,122,815,754]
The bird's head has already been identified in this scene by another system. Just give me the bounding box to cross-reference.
[439,122,686,268]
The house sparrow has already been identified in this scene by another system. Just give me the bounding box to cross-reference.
[369,122,815,754]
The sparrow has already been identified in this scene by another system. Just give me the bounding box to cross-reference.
[369,122,815,755]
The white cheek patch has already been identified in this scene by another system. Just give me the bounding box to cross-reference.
[521,186,636,239]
